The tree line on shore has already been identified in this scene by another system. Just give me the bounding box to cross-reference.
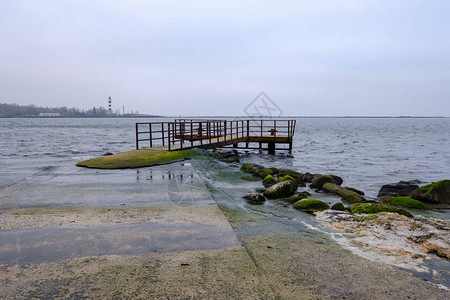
[0,103,108,117]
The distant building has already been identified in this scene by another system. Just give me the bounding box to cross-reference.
[39,113,60,117]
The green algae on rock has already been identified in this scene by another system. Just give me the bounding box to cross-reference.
[322,183,365,202]
[256,168,274,178]
[263,180,298,199]
[330,202,346,211]
[350,203,412,217]
[387,196,428,210]
[293,199,330,211]
[262,174,277,187]
[76,149,197,169]
[409,180,450,204]
[278,175,297,183]
[310,175,335,189]
[241,163,258,174]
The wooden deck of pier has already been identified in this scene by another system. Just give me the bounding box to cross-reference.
[136,119,296,154]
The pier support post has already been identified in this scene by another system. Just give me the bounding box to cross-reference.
[233,143,238,148]
[268,142,275,155]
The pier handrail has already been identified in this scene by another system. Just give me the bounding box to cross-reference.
[136,119,296,151]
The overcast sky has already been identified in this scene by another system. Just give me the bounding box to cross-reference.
[1,1,449,116]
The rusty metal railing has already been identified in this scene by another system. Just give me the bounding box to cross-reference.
[135,119,296,151]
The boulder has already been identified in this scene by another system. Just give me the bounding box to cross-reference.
[387,196,427,210]
[241,163,257,174]
[377,181,420,198]
[294,199,330,212]
[329,175,343,186]
[410,180,450,204]
[256,168,274,179]
[278,170,307,183]
[281,191,312,204]
[310,175,335,189]
[269,167,279,174]
[350,203,412,218]
[278,175,296,183]
[344,187,365,195]
[331,203,346,211]
[243,193,266,205]
[262,174,277,188]
[322,183,365,202]
[263,180,298,199]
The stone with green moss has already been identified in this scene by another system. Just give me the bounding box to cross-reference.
[350,203,412,217]
[262,174,277,187]
[409,180,450,204]
[76,149,197,169]
[293,199,330,212]
[241,163,258,174]
[387,196,428,210]
[257,168,274,178]
[278,170,306,182]
[263,180,298,199]
[243,193,266,205]
[279,175,296,183]
[331,203,346,211]
[310,175,335,189]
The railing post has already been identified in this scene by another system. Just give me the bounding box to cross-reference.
[161,122,165,147]
[190,121,193,147]
[136,123,139,149]
[149,123,153,148]
[260,120,263,137]
[274,120,277,137]
[224,121,227,141]
[168,123,171,151]
[246,120,249,137]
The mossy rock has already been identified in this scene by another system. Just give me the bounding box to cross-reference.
[263,180,298,199]
[256,168,274,178]
[279,175,297,183]
[294,199,330,211]
[350,203,412,217]
[278,170,305,182]
[310,175,335,189]
[331,203,346,211]
[241,163,258,174]
[262,174,277,187]
[342,194,361,203]
[241,176,261,181]
[243,193,266,205]
[387,197,428,210]
[76,149,197,169]
[409,180,450,204]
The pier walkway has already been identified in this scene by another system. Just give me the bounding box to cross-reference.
[136,119,296,154]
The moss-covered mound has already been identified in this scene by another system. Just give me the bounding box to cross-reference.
[410,180,450,204]
[331,203,346,211]
[262,174,277,187]
[279,175,296,183]
[76,149,197,169]
[387,197,428,210]
[256,168,274,178]
[294,199,330,211]
[310,175,335,189]
[263,180,298,199]
[350,203,412,217]
[241,163,258,174]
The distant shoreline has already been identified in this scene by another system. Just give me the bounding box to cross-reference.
[0,115,447,119]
